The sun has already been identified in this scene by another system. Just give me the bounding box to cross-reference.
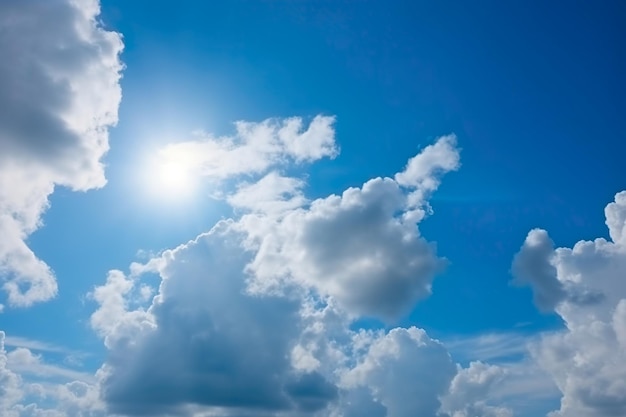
[158,159,190,189]
[143,148,198,200]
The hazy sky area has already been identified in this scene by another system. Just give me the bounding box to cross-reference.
[1,1,625,416]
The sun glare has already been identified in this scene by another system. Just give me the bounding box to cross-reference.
[158,159,190,189]
[143,149,198,200]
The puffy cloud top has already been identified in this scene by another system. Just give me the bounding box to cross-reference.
[87,133,470,416]
[0,0,123,308]
[513,191,626,417]
[157,115,337,181]
[242,135,460,320]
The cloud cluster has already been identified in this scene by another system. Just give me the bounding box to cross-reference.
[0,0,123,308]
[86,119,626,417]
[4,2,625,416]
[95,225,338,416]
[82,126,529,417]
[513,191,626,416]
[0,331,102,417]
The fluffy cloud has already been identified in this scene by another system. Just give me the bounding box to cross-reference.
[0,332,23,413]
[93,234,498,417]
[605,191,626,245]
[84,132,494,416]
[342,327,457,417]
[511,229,567,312]
[156,115,337,182]
[439,361,513,417]
[513,191,626,416]
[394,134,460,223]
[0,0,123,308]
[241,135,460,319]
[228,172,307,215]
[94,223,339,417]
[0,331,102,417]
[511,229,603,312]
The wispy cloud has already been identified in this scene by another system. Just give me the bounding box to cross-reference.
[443,332,561,415]
[493,360,559,401]
[443,332,535,363]
[3,335,77,355]
[6,347,95,383]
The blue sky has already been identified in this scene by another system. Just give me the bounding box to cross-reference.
[1,1,625,416]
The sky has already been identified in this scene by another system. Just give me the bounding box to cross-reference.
[0,0,625,416]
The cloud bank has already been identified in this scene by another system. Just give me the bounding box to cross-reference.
[0,0,123,308]
[0,331,102,417]
[513,191,626,416]
[82,127,512,417]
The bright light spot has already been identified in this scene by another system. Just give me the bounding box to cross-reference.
[142,147,199,201]
[159,159,190,189]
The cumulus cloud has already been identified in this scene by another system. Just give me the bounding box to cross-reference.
[89,269,153,350]
[156,115,337,182]
[394,135,460,188]
[241,135,460,319]
[512,229,604,312]
[93,234,506,417]
[513,191,626,416]
[85,127,545,417]
[512,229,567,312]
[0,0,123,308]
[83,131,489,416]
[0,332,23,413]
[342,327,457,417]
[94,223,339,417]
[242,177,444,319]
[0,331,102,417]
[439,361,513,417]
[605,191,626,245]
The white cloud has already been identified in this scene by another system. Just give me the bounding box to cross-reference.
[513,191,626,416]
[605,191,626,245]
[439,361,512,417]
[0,0,123,308]
[3,336,82,357]
[445,332,531,363]
[512,228,605,312]
[341,327,457,417]
[83,132,490,416]
[1,331,24,413]
[6,348,93,383]
[394,135,460,188]
[227,171,307,214]
[394,134,460,223]
[443,332,561,416]
[92,223,339,417]
[93,232,483,417]
[88,270,153,351]
[0,331,102,417]
[511,229,567,312]
[240,135,460,319]
[156,115,337,182]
